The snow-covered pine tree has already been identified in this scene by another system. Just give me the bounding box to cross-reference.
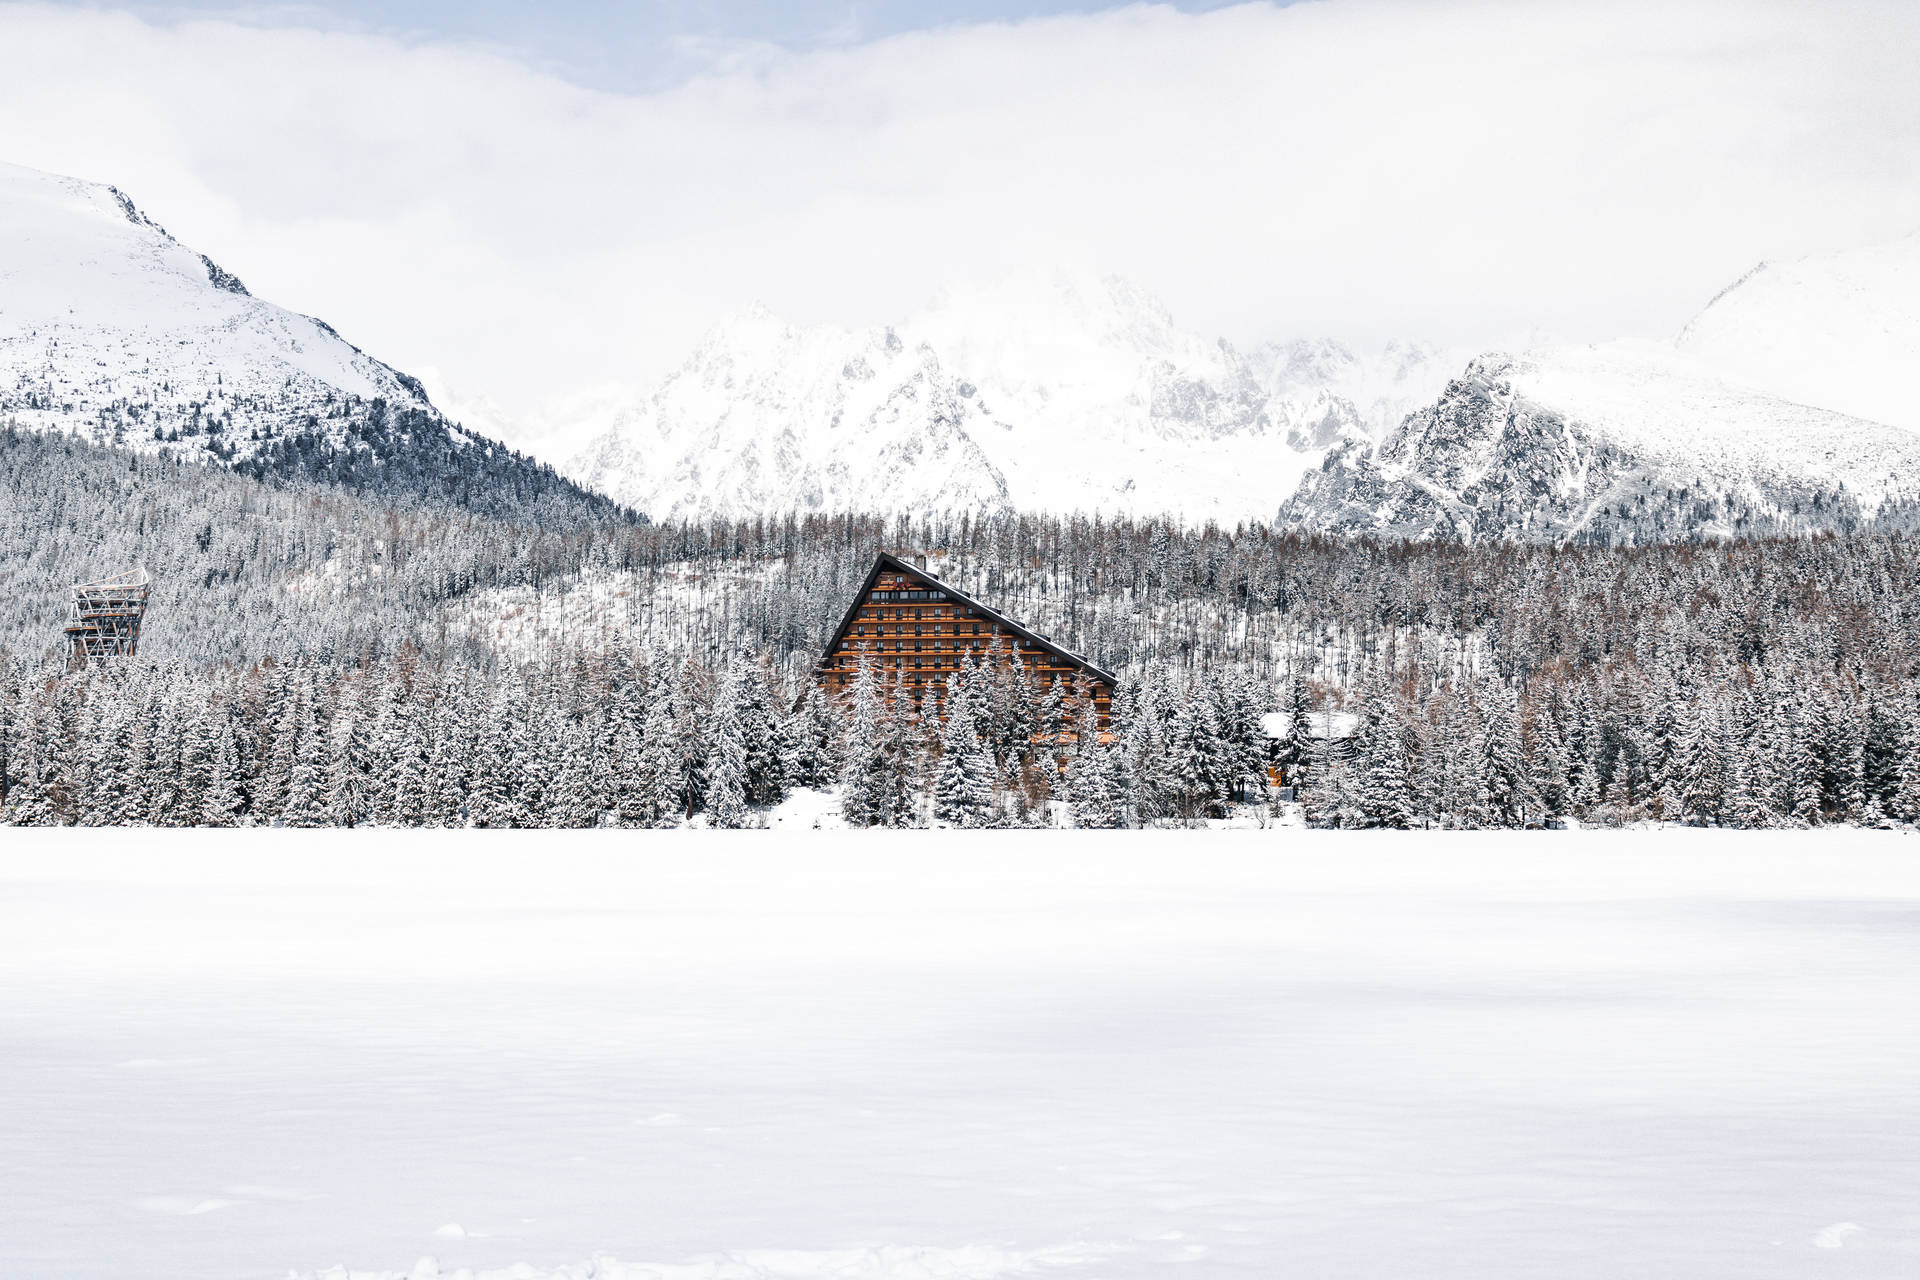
[1066,691,1111,828]
[387,703,431,828]
[4,688,62,826]
[0,658,17,814]
[256,662,301,823]
[283,676,331,827]
[326,679,376,827]
[1673,695,1727,825]
[1281,673,1316,794]
[1166,691,1216,824]
[202,711,245,827]
[175,698,216,826]
[143,683,187,824]
[368,668,411,826]
[875,668,913,826]
[1788,686,1826,825]
[608,682,647,828]
[1354,666,1414,829]
[1218,669,1272,803]
[422,676,470,826]
[1891,696,1920,825]
[1524,681,1571,818]
[705,667,751,829]
[933,690,995,828]
[1409,685,1450,825]
[672,658,709,821]
[80,681,138,826]
[468,688,522,829]
[545,717,600,828]
[739,658,788,806]
[839,653,890,828]
[1097,729,1135,828]
[1822,688,1867,822]
[1005,647,1038,776]
[1722,717,1772,829]
[1647,675,1686,819]
[1861,697,1904,819]
[1479,675,1534,826]
[637,659,683,827]
[782,687,840,790]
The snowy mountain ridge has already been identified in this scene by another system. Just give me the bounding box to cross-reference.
[566,306,1013,519]
[0,160,620,526]
[0,162,439,436]
[15,152,1915,543]
[564,272,1459,522]
[1673,230,1920,433]
[1279,235,1920,543]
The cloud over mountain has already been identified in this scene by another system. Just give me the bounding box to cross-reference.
[2,0,1917,443]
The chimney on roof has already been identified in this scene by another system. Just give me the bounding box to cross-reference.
[913,553,926,570]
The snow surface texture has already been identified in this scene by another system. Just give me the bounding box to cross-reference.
[0,161,447,456]
[564,272,1457,522]
[291,1243,1114,1280]
[6,836,1920,1280]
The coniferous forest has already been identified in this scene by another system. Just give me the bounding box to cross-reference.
[4,426,1920,827]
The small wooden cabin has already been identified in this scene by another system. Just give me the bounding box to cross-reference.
[814,553,1115,725]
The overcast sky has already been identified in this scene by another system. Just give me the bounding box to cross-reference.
[4,0,1919,428]
[85,2,1256,91]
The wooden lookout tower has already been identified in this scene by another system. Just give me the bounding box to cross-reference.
[65,569,150,669]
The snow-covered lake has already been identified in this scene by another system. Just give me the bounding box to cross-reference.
[4,834,1917,1279]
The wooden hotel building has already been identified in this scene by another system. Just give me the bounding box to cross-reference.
[814,552,1115,724]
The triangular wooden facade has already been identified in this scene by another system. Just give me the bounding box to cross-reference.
[813,553,1115,720]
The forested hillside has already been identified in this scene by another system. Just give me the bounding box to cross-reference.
[0,428,624,666]
[4,428,1919,828]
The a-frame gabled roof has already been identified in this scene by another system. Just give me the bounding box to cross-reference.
[815,552,1119,687]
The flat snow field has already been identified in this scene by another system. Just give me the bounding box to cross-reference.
[3,833,1918,1280]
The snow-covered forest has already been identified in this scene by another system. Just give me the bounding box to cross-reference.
[0,646,1268,829]
[3,618,1914,828]
[5,428,1920,827]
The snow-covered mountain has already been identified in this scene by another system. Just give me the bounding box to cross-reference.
[1280,236,1920,544]
[1279,342,1920,542]
[33,144,1909,544]
[1674,232,1920,433]
[564,273,1454,522]
[567,306,1011,518]
[0,161,621,526]
[1247,336,1460,445]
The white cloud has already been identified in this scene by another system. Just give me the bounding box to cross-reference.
[2,0,1918,438]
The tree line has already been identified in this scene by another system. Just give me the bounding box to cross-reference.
[0,647,1271,828]
[3,629,1913,827]
[5,427,1920,826]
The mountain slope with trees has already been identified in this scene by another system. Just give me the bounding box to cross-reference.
[6,425,1918,829]
[0,160,626,528]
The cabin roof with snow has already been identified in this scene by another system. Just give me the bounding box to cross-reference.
[814,552,1118,695]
